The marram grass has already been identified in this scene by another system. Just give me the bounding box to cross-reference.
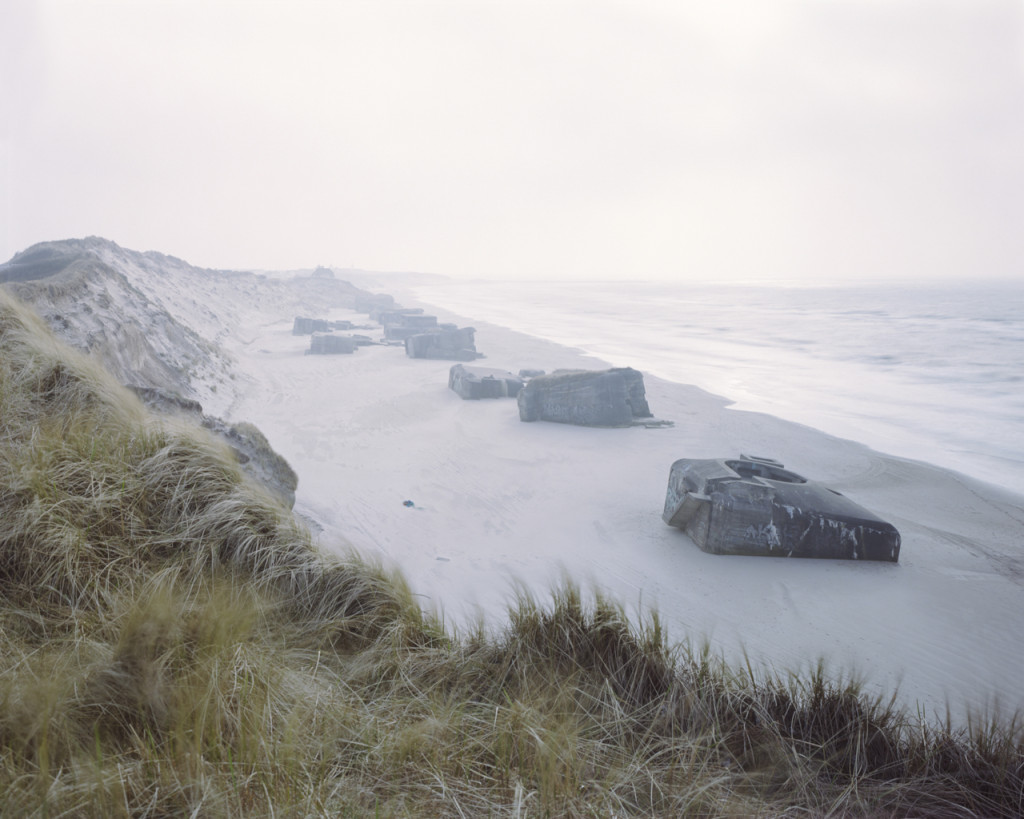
[1,288,1022,817]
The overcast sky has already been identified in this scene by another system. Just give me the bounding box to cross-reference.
[3,1,1023,283]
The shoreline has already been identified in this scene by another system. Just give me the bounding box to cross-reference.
[405,279,1024,497]
[227,287,1024,725]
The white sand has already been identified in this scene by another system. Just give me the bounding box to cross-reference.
[226,293,1024,725]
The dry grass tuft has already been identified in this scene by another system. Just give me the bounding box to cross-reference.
[501,585,676,712]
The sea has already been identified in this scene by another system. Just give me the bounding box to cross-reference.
[412,278,1024,497]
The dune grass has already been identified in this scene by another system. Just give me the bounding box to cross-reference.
[2,288,1022,817]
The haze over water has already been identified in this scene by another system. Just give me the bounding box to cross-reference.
[415,279,1024,496]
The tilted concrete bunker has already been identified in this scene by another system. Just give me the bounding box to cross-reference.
[663,456,900,561]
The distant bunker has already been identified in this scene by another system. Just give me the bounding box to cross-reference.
[293,317,352,335]
[517,367,653,427]
[373,307,424,324]
[306,332,357,355]
[405,327,481,361]
[449,364,524,399]
[663,456,901,561]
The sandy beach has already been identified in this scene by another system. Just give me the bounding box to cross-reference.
[225,290,1024,725]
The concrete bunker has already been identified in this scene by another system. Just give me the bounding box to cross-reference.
[306,332,357,354]
[449,364,523,399]
[405,327,481,361]
[662,455,901,561]
[517,367,653,426]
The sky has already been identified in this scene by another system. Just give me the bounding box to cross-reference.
[2,0,1023,283]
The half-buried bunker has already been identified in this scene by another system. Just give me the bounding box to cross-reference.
[663,456,901,561]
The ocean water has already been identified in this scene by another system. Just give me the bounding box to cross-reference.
[413,279,1024,496]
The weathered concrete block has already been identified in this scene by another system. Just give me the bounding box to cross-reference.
[662,456,901,561]
[449,364,524,399]
[401,314,438,329]
[374,307,424,325]
[405,327,480,360]
[293,316,330,335]
[517,367,653,426]
[384,326,422,342]
[307,332,357,354]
